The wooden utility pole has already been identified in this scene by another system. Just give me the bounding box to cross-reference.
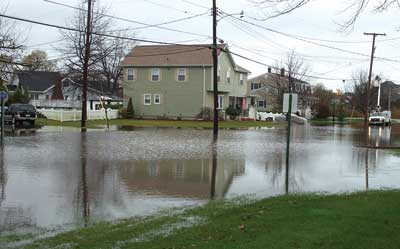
[212,0,219,140]
[364,32,386,125]
[81,0,93,131]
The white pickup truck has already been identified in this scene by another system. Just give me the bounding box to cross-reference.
[369,111,391,126]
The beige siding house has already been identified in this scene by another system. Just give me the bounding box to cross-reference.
[121,44,250,119]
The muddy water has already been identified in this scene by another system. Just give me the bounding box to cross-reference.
[0,124,399,232]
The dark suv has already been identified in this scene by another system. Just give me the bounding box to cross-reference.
[5,104,37,126]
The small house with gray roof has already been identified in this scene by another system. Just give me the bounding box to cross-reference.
[121,44,251,119]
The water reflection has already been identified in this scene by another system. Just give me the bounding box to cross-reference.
[0,125,400,232]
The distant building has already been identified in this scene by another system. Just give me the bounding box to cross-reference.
[247,68,319,115]
[7,71,122,110]
[121,44,251,119]
[8,71,62,101]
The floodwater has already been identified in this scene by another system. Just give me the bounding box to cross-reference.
[0,123,400,232]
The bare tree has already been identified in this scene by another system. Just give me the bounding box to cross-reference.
[347,70,370,122]
[0,6,25,82]
[269,51,310,110]
[249,0,400,30]
[59,1,135,91]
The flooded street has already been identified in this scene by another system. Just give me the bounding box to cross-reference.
[0,124,400,232]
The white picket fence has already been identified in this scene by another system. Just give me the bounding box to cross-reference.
[38,109,119,122]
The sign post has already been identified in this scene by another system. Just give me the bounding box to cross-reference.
[0,91,8,148]
[283,93,298,194]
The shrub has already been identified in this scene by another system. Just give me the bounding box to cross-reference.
[126,97,134,119]
[225,106,241,120]
[316,102,331,119]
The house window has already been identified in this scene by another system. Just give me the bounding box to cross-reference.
[154,94,161,104]
[251,83,260,90]
[31,94,39,100]
[258,100,267,108]
[45,95,50,100]
[240,74,244,85]
[144,94,152,105]
[127,68,135,81]
[151,68,160,82]
[177,68,186,82]
[226,69,231,84]
[77,96,81,101]
[217,66,221,83]
[217,95,224,109]
[64,95,69,101]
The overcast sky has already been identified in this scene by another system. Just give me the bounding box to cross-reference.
[3,0,400,90]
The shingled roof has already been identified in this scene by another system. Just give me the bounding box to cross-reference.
[15,71,61,92]
[122,44,224,67]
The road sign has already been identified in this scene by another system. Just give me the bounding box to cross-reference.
[283,93,298,113]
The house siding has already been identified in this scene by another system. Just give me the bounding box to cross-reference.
[124,66,212,118]
[122,48,250,119]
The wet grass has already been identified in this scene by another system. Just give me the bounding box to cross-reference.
[4,191,400,249]
[36,118,283,129]
[310,118,363,125]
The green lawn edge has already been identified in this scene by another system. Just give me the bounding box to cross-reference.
[36,118,285,129]
[4,190,400,249]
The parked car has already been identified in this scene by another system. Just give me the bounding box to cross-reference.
[5,104,37,126]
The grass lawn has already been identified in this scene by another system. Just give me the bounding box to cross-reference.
[3,191,400,249]
[36,118,284,129]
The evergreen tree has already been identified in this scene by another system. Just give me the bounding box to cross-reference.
[126,97,134,119]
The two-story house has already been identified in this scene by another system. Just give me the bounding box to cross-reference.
[248,67,319,115]
[121,44,251,119]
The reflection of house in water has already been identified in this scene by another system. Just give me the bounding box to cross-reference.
[117,159,245,199]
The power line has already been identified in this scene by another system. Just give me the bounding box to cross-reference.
[181,0,210,10]
[224,12,400,64]
[43,0,211,38]
[224,48,352,81]
[0,13,212,47]
[139,0,196,14]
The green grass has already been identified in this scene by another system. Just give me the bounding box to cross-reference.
[4,191,400,249]
[36,118,283,129]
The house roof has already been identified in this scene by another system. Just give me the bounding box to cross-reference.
[15,71,61,92]
[122,44,222,67]
[64,78,122,100]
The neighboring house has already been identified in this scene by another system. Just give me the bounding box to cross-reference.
[61,79,123,110]
[8,71,62,101]
[121,44,251,119]
[247,68,319,115]
[7,71,122,110]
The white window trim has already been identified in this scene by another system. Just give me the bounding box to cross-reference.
[154,94,161,105]
[217,95,224,109]
[144,94,152,105]
[177,68,186,82]
[226,69,231,84]
[151,68,161,82]
[127,68,135,81]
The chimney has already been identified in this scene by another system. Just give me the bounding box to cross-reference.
[268,67,272,73]
[280,68,285,77]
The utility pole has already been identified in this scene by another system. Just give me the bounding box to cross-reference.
[81,0,94,131]
[285,74,292,195]
[364,32,386,126]
[212,0,219,140]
